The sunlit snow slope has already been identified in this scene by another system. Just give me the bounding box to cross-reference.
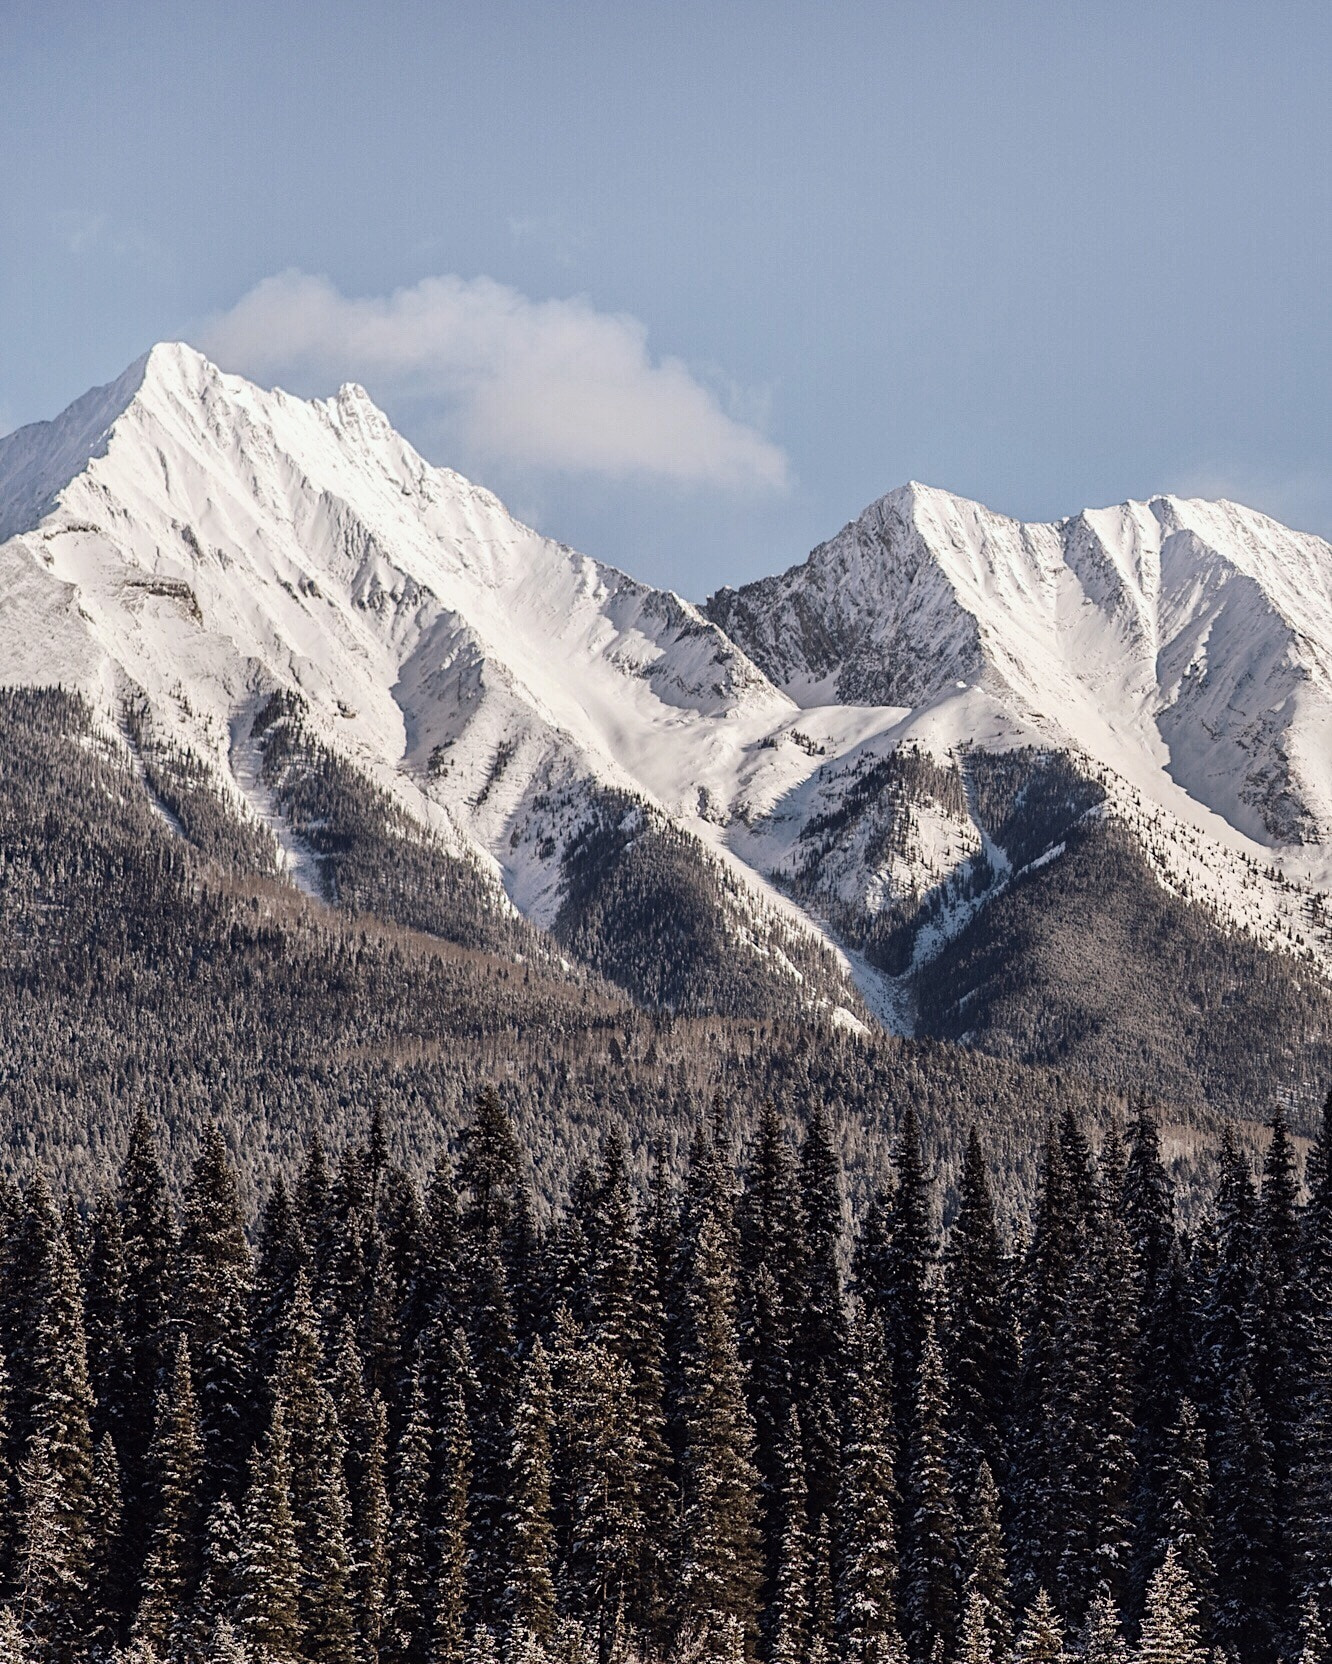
[4,345,1332,1049]
[0,344,859,1019]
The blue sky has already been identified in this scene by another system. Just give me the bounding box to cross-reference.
[3,1,1330,595]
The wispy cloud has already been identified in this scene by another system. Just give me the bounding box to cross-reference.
[52,209,160,263]
[201,270,789,492]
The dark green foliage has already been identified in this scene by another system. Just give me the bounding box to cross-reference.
[0,1093,1322,1656]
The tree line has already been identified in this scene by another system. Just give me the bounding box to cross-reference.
[0,1087,1330,1664]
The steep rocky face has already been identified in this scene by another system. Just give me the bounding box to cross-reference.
[708,482,1332,850]
[0,343,862,1023]
[5,344,1332,1107]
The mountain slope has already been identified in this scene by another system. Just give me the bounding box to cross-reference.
[4,347,1332,1117]
[0,343,859,1021]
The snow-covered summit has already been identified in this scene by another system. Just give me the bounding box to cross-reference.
[708,479,1332,851]
[4,344,1332,1032]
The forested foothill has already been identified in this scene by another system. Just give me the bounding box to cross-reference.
[0,687,1185,1207]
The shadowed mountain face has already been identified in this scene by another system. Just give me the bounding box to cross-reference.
[2,346,1331,1119]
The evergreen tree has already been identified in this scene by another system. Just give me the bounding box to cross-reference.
[299,1390,359,1664]
[434,1353,472,1664]
[957,1588,996,1664]
[203,1616,248,1664]
[676,1145,762,1658]
[1213,1367,1278,1664]
[554,1321,643,1664]
[866,1107,933,1428]
[0,1609,25,1664]
[464,1228,518,1620]
[1298,1594,1329,1664]
[504,1340,556,1646]
[943,1129,1014,1484]
[460,1086,522,1247]
[1135,1547,1205,1664]
[1250,1107,1303,1616]
[84,1195,131,1447]
[250,1176,307,1407]
[1203,1128,1256,1401]
[809,1515,836,1664]
[902,1316,960,1662]
[87,1433,125,1656]
[1013,1590,1064,1664]
[838,1313,903,1664]
[19,1231,96,1663]
[384,1368,435,1664]
[1153,1400,1214,1633]
[117,1114,174,1558]
[796,1104,848,1524]
[960,1462,1012,1659]
[1079,1589,1128,1664]
[1296,1091,1332,1618]
[197,1498,243,1632]
[235,1396,301,1662]
[332,1320,390,1652]
[134,1336,204,1650]
[174,1126,253,1504]
[768,1405,810,1664]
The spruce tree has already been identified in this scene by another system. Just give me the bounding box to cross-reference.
[797,1104,848,1525]
[504,1340,556,1647]
[1136,1547,1205,1664]
[768,1405,810,1664]
[434,1352,472,1664]
[299,1389,359,1664]
[809,1515,837,1664]
[174,1126,253,1504]
[1297,1595,1329,1664]
[957,1588,996,1664]
[117,1113,174,1558]
[134,1335,204,1650]
[1250,1106,1302,1617]
[384,1368,435,1664]
[464,1228,518,1621]
[1213,1366,1278,1664]
[1013,1590,1064,1664]
[838,1313,903,1664]
[960,1462,1012,1659]
[84,1194,131,1447]
[19,1231,96,1663]
[87,1433,125,1656]
[460,1086,522,1247]
[1297,1092,1332,1617]
[250,1176,307,1409]
[235,1396,301,1662]
[1153,1399,1214,1634]
[555,1325,643,1664]
[1079,1589,1127,1664]
[873,1106,933,1427]
[332,1320,390,1652]
[943,1128,1014,1483]
[676,1157,762,1658]
[197,1497,243,1632]
[902,1316,959,1662]
[1203,1128,1256,1401]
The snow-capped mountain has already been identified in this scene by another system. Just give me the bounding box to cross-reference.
[708,481,1332,854]
[0,343,857,1021]
[3,344,1332,1096]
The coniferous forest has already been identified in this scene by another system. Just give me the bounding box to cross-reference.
[2,1085,1331,1664]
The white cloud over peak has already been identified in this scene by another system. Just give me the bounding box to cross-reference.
[202,271,789,492]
